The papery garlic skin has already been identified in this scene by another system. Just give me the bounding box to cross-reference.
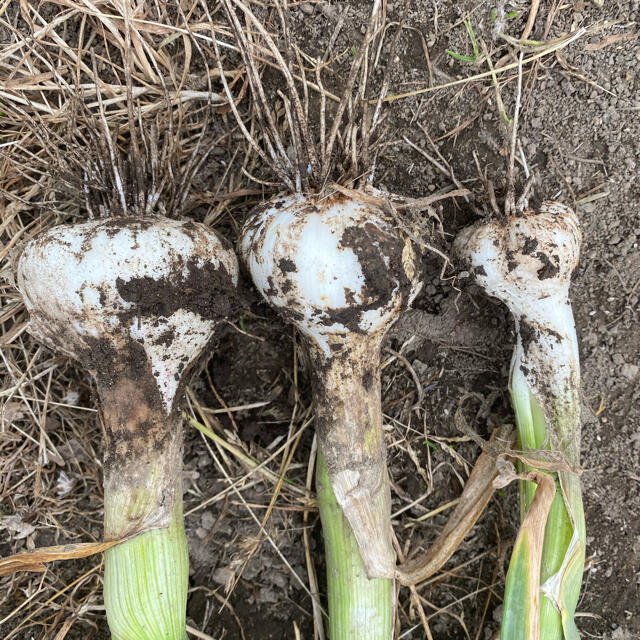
[242,193,420,354]
[18,217,238,413]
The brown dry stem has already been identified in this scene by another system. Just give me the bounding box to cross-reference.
[395,426,515,586]
[309,337,396,579]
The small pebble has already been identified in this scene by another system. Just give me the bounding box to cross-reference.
[201,511,216,530]
[258,586,280,604]
[270,572,288,589]
[213,567,233,586]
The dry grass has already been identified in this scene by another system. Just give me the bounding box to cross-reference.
[0,1,554,638]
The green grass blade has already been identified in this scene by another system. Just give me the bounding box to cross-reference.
[446,17,480,62]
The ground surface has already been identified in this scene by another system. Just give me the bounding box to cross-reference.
[1,1,639,639]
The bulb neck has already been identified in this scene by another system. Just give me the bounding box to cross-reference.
[307,334,395,579]
[510,300,581,466]
[99,376,183,540]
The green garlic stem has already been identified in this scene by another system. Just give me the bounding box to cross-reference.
[505,365,585,640]
[316,448,393,640]
[104,498,189,640]
[100,380,188,640]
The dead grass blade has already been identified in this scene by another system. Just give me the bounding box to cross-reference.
[0,540,120,577]
[395,426,515,586]
[383,27,587,103]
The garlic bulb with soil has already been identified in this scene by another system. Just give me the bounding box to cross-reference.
[242,191,421,639]
[455,202,585,640]
[17,217,238,640]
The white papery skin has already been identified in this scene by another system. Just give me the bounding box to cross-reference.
[242,192,421,354]
[18,217,238,414]
[242,192,421,579]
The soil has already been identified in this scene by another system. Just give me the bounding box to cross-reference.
[1,1,639,640]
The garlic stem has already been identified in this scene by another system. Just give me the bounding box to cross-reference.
[316,449,393,640]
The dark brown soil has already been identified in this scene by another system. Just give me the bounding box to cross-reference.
[116,253,237,323]
[339,220,414,317]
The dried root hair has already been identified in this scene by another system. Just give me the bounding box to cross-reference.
[216,0,410,193]
[0,1,234,222]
